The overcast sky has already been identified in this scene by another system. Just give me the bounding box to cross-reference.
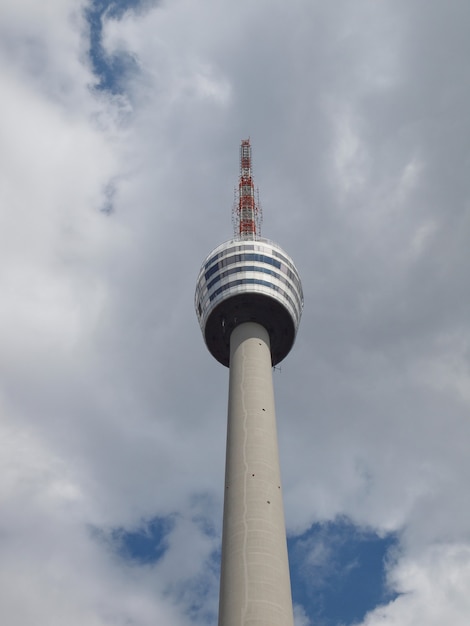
[2,1,470,625]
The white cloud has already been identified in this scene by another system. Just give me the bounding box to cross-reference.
[294,603,313,626]
[361,544,470,626]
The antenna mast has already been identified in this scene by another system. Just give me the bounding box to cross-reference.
[233,138,262,239]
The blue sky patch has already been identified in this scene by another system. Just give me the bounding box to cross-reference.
[85,0,147,93]
[288,518,399,626]
[111,515,175,564]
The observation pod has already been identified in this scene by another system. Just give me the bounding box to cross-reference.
[195,237,303,367]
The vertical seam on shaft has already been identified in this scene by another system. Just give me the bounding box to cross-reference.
[241,339,249,625]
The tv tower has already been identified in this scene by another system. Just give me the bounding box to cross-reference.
[195,139,303,626]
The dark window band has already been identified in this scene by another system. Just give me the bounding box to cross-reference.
[208,277,299,315]
[205,253,282,280]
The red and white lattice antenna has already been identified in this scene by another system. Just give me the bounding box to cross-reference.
[233,138,262,239]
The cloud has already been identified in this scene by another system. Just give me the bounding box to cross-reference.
[361,544,470,626]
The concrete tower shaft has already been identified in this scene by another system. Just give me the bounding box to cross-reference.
[218,322,294,626]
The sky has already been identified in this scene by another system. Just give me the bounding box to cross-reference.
[1,0,470,624]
